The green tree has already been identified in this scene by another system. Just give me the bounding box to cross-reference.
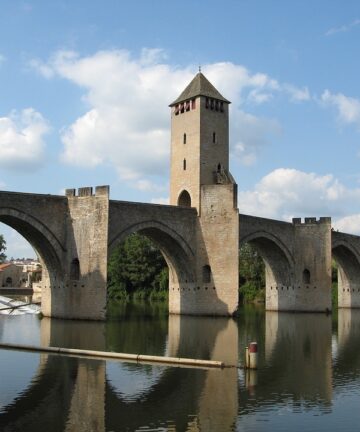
[107,233,168,299]
[239,243,265,302]
[0,234,6,263]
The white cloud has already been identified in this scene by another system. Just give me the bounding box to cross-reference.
[333,214,360,235]
[150,197,169,205]
[321,89,360,128]
[0,223,36,259]
[30,50,311,181]
[325,19,360,36]
[238,168,360,221]
[0,54,6,67]
[134,179,167,193]
[0,108,50,171]
[283,84,310,102]
[29,58,54,79]
[231,111,281,166]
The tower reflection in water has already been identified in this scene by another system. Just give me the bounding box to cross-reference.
[0,314,239,432]
[264,312,332,408]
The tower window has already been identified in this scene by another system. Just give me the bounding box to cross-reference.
[180,103,185,113]
[191,99,196,109]
[210,99,214,110]
[185,101,190,111]
[205,97,209,109]
[183,133,186,144]
[175,105,179,115]
[220,102,224,112]
[213,132,216,143]
[183,159,186,170]
[215,101,219,111]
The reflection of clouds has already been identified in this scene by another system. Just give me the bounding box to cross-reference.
[0,350,39,409]
[106,362,165,401]
[0,314,41,345]
[0,315,41,410]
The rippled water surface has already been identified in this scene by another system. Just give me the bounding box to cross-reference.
[1,301,360,431]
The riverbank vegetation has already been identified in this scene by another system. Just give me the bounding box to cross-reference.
[107,234,339,306]
[107,233,168,301]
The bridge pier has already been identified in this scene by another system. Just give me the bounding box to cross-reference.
[266,217,332,312]
[42,186,109,320]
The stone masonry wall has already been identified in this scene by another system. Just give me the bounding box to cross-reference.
[43,186,109,320]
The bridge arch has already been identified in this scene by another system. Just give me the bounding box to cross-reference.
[332,239,360,307]
[0,207,64,281]
[108,220,196,284]
[239,231,294,303]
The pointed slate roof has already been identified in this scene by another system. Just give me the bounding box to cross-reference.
[169,72,230,106]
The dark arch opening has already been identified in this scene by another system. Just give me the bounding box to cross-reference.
[303,269,311,284]
[202,265,211,283]
[332,243,360,306]
[177,190,191,208]
[70,258,80,281]
[5,277,12,287]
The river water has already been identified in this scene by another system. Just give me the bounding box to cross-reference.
[0,301,359,431]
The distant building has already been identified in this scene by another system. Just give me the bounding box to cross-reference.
[0,263,26,288]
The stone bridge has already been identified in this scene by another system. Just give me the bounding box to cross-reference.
[1,186,360,319]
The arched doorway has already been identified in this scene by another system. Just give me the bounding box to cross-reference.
[177,190,191,207]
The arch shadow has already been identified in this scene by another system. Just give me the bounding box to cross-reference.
[240,231,294,309]
[332,239,360,307]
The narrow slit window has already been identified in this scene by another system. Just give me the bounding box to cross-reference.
[183,133,186,144]
[303,269,310,284]
[191,98,196,109]
[183,159,186,170]
[213,132,216,143]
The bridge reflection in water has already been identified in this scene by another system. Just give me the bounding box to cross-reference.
[3,307,360,430]
[0,313,239,431]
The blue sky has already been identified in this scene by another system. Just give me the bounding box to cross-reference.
[1,0,360,257]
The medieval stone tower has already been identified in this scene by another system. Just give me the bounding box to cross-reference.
[168,72,239,315]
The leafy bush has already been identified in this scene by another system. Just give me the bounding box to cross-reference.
[107,233,168,300]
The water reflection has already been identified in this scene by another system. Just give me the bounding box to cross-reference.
[6,304,360,430]
[265,312,332,406]
[335,309,360,387]
[0,310,239,431]
[237,311,333,415]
